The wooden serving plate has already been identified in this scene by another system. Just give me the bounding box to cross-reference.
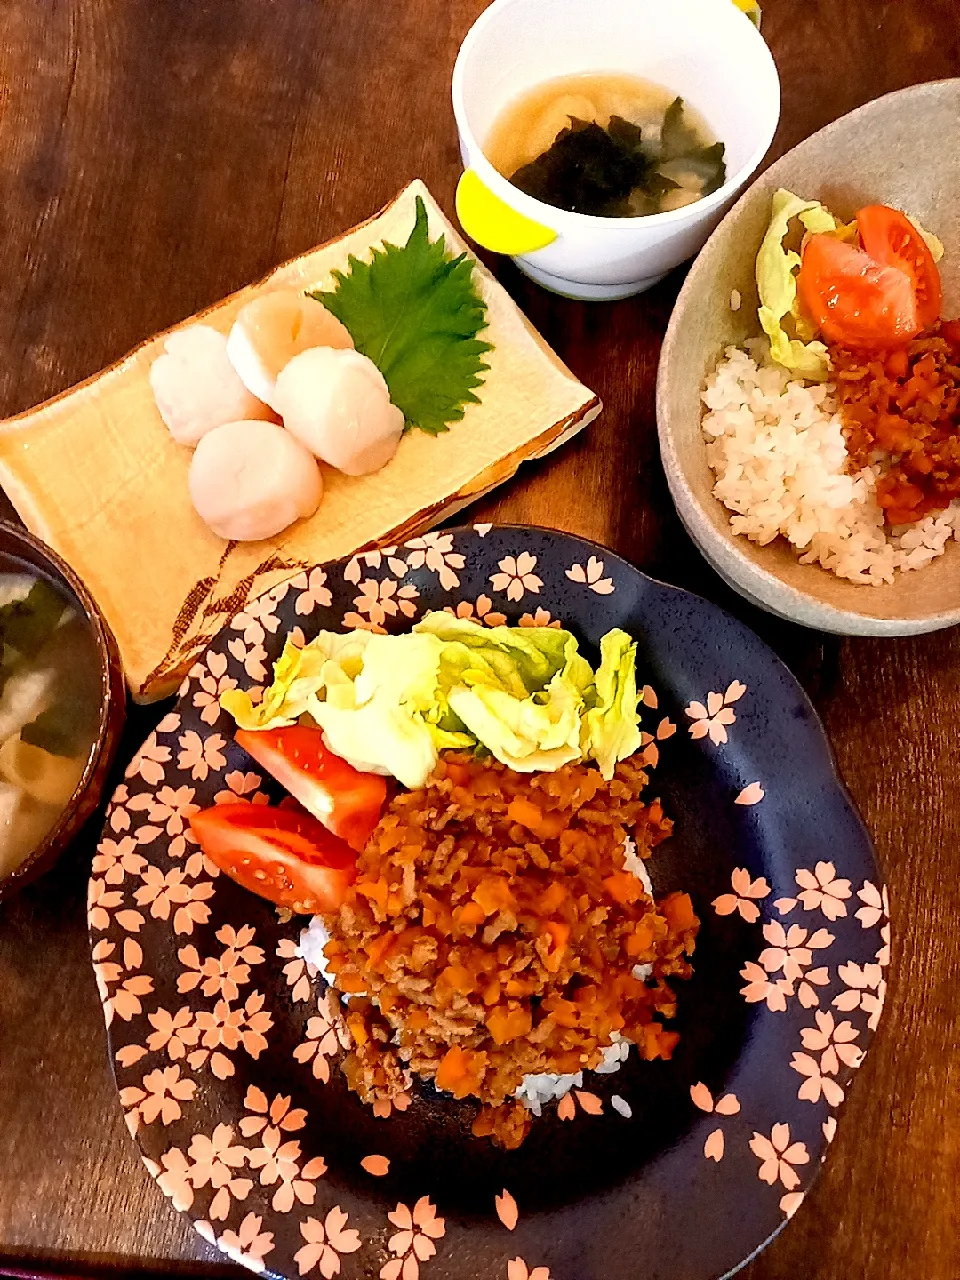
[0,181,600,700]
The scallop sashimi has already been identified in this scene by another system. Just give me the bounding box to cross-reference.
[149,325,273,446]
[226,290,354,411]
[273,347,405,476]
[188,420,323,542]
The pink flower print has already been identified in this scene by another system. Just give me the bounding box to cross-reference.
[444,596,506,627]
[795,862,851,920]
[134,866,214,935]
[739,961,793,1012]
[712,867,771,923]
[92,938,153,1026]
[565,557,614,594]
[247,1128,327,1212]
[295,1206,361,1277]
[177,926,264,1002]
[294,995,349,1083]
[119,1065,195,1130]
[405,533,465,590]
[474,523,492,537]
[155,1147,194,1211]
[685,689,740,745]
[789,1050,844,1107]
[294,567,334,616]
[146,1006,199,1060]
[855,881,889,929]
[177,730,227,781]
[188,1124,253,1221]
[191,993,273,1074]
[877,921,891,968]
[689,1083,740,1115]
[490,553,542,602]
[277,937,317,1002]
[227,635,270,683]
[128,784,200,858]
[518,607,562,629]
[800,1010,862,1075]
[125,731,172,786]
[749,1123,810,1190]
[495,1189,519,1229]
[508,1261,551,1280]
[780,1191,805,1220]
[240,1086,308,1143]
[823,1117,837,1144]
[346,578,419,631]
[795,965,830,1009]
[232,593,283,646]
[93,835,146,885]
[833,960,886,1030]
[215,770,270,807]
[703,1129,725,1161]
[88,877,123,931]
[735,782,764,806]
[190,651,238,726]
[759,922,834,984]
[344,548,406,585]
[217,1212,275,1273]
[381,1197,446,1280]
[371,1090,412,1119]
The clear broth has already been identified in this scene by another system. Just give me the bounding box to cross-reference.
[484,72,723,217]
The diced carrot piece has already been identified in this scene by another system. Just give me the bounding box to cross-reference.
[660,891,697,932]
[438,964,475,995]
[473,876,516,916]
[625,919,655,956]
[483,980,501,1006]
[356,879,389,912]
[486,1005,533,1045]
[365,934,396,968]
[507,796,566,838]
[336,971,368,994]
[603,872,643,906]
[454,901,485,928]
[436,1045,487,1097]
[538,882,567,914]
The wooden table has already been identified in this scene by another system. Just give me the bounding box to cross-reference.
[1,1,959,1276]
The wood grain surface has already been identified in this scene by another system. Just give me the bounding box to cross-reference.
[1,1,959,1277]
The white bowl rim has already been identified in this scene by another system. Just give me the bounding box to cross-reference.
[656,77,960,636]
[451,0,781,233]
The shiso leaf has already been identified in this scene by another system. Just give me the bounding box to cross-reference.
[310,195,492,436]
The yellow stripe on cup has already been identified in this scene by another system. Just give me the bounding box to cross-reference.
[731,0,761,25]
[455,169,557,256]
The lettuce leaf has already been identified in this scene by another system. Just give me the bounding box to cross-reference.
[220,612,644,787]
[756,188,837,381]
[582,629,643,777]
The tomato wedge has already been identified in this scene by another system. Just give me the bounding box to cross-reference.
[236,725,386,852]
[797,233,920,348]
[856,204,942,330]
[189,802,357,914]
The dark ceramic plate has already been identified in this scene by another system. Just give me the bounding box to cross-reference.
[89,526,888,1280]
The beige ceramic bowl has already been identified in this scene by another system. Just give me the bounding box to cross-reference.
[657,79,960,636]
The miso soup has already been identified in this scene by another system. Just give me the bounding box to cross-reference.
[484,72,726,218]
[0,570,102,878]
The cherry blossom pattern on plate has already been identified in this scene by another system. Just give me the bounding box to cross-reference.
[93,833,147,885]
[190,651,238,726]
[749,1123,810,1191]
[685,681,747,745]
[404,533,466,590]
[756,921,834,1008]
[713,868,771,924]
[735,782,765,806]
[92,937,153,1027]
[125,729,173,787]
[188,992,274,1080]
[790,1011,863,1108]
[343,546,407,585]
[443,596,506,627]
[238,1087,326,1213]
[178,923,265,1001]
[119,1064,196,1135]
[127,783,201,859]
[134,862,215,936]
[277,936,319,1002]
[554,1089,603,1121]
[294,992,350,1083]
[214,770,270,807]
[489,553,542,603]
[833,960,886,1031]
[518,607,562,628]
[565,556,614,595]
[153,1124,254,1220]
[216,1210,276,1273]
[290,567,333,615]
[690,1083,741,1161]
[177,730,227,783]
[380,1197,446,1280]
[495,1190,519,1230]
[343,578,420,633]
[295,1207,362,1277]
[507,1260,551,1280]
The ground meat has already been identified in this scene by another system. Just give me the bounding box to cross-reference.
[322,752,698,1149]
[831,321,960,524]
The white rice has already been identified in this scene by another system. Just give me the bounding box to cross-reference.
[297,835,658,1117]
[701,343,960,586]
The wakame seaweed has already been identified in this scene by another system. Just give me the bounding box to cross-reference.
[508,97,726,218]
